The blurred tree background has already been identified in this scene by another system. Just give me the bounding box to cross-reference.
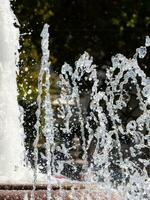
[11,0,150,177]
[12,0,150,101]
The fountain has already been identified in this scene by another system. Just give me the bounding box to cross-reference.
[0,0,26,182]
[0,0,149,199]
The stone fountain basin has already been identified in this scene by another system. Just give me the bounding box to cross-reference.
[0,182,121,200]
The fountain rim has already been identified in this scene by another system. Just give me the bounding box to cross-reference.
[0,181,118,191]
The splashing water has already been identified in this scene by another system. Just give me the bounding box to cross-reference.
[33,24,150,199]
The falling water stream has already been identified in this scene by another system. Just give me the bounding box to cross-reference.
[32,24,54,200]
[0,0,48,185]
[0,0,26,182]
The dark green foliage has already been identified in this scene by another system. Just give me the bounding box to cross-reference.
[12,0,150,70]
[11,0,150,104]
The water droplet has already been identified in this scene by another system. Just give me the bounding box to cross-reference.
[27,89,32,94]
[136,46,147,58]
[25,67,28,72]
[145,36,150,47]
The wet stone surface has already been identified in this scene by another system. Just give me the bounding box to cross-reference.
[0,184,121,200]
